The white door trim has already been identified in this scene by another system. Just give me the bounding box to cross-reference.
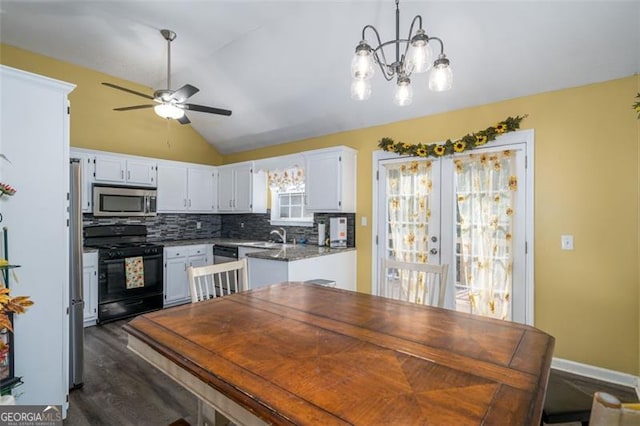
[371,129,535,324]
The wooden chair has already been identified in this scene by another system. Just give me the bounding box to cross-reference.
[590,392,640,426]
[187,258,248,303]
[379,258,448,308]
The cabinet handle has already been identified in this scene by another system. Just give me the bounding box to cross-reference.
[184,199,187,207]
[188,199,191,207]
[127,171,131,180]
[121,170,124,179]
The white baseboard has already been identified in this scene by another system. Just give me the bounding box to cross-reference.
[552,357,640,398]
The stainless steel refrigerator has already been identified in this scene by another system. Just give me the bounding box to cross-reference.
[69,159,84,388]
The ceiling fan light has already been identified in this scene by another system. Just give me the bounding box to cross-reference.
[351,41,375,80]
[406,29,432,74]
[429,54,453,92]
[351,79,372,101]
[393,77,413,106]
[154,103,185,120]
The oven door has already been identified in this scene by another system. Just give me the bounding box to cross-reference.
[98,253,163,304]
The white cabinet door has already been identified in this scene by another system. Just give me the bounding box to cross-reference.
[157,163,188,212]
[82,252,98,327]
[94,154,126,183]
[305,148,356,212]
[164,250,189,306]
[217,166,235,212]
[306,152,341,211]
[187,167,216,212]
[73,153,95,213]
[126,159,157,186]
[234,164,253,212]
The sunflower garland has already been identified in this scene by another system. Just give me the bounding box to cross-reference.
[634,93,640,118]
[378,115,527,158]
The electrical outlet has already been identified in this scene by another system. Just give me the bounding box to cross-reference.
[561,235,574,250]
[196,222,201,230]
[240,222,245,229]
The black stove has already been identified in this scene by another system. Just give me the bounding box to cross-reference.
[84,225,164,323]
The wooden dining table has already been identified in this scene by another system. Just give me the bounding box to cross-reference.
[123,282,555,425]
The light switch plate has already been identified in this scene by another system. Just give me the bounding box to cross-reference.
[561,235,574,250]
[361,216,368,226]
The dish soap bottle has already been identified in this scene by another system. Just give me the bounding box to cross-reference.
[318,221,326,246]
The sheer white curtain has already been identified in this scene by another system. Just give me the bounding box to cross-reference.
[455,150,517,320]
[386,160,434,263]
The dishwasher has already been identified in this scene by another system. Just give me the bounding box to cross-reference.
[213,245,238,264]
[212,245,239,295]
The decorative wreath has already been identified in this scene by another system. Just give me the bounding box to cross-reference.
[634,93,640,118]
[378,115,527,158]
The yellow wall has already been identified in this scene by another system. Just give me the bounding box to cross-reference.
[3,43,639,375]
[226,75,640,375]
[0,44,223,165]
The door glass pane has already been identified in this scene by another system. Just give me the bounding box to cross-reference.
[454,150,518,320]
[384,160,435,263]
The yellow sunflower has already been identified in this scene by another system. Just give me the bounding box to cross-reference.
[475,134,488,145]
[495,122,508,133]
[453,141,466,152]
[434,145,446,156]
[508,176,518,190]
[416,147,427,157]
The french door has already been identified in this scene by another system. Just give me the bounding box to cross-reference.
[374,131,533,324]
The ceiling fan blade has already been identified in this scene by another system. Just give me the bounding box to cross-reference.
[169,84,199,103]
[183,103,232,116]
[114,105,155,111]
[102,82,155,100]
[177,114,191,125]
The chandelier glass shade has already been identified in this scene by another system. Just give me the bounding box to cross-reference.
[351,0,453,105]
[154,103,185,119]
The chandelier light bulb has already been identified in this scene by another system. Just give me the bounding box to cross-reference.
[351,41,375,80]
[406,29,432,74]
[394,77,413,106]
[351,79,372,101]
[154,103,185,119]
[429,54,453,92]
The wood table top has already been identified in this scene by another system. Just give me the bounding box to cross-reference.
[123,282,554,425]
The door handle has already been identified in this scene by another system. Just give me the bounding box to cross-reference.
[431,236,438,243]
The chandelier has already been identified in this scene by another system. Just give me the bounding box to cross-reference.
[350,0,453,106]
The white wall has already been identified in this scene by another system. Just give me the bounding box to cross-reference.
[0,66,74,411]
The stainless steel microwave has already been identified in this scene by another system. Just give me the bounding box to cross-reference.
[93,185,157,217]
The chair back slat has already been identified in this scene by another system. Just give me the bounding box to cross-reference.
[187,258,248,303]
[380,259,448,308]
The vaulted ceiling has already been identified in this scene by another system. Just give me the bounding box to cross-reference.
[1,1,638,154]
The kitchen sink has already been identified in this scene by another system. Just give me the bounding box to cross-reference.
[243,241,294,249]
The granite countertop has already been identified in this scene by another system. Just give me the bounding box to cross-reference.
[244,245,355,262]
[159,237,355,262]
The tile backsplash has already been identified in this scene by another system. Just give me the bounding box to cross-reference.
[83,212,355,247]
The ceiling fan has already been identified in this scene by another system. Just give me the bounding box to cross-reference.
[102,29,232,124]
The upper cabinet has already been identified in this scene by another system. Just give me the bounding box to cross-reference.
[157,161,216,213]
[304,147,357,212]
[94,154,157,187]
[217,162,266,214]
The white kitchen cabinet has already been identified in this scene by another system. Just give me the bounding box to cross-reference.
[217,162,267,213]
[94,154,157,187]
[247,250,356,291]
[82,252,98,327]
[71,151,95,213]
[305,147,357,212]
[157,161,216,213]
[1,65,74,410]
[188,167,217,212]
[164,245,213,307]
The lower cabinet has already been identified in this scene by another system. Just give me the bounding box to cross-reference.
[82,251,98,327]
[247,250,356,292]
[164,245,213,307]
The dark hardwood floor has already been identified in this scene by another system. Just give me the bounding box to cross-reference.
[64,319,198,426]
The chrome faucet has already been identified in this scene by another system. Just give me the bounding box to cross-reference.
[270,227,287,243]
